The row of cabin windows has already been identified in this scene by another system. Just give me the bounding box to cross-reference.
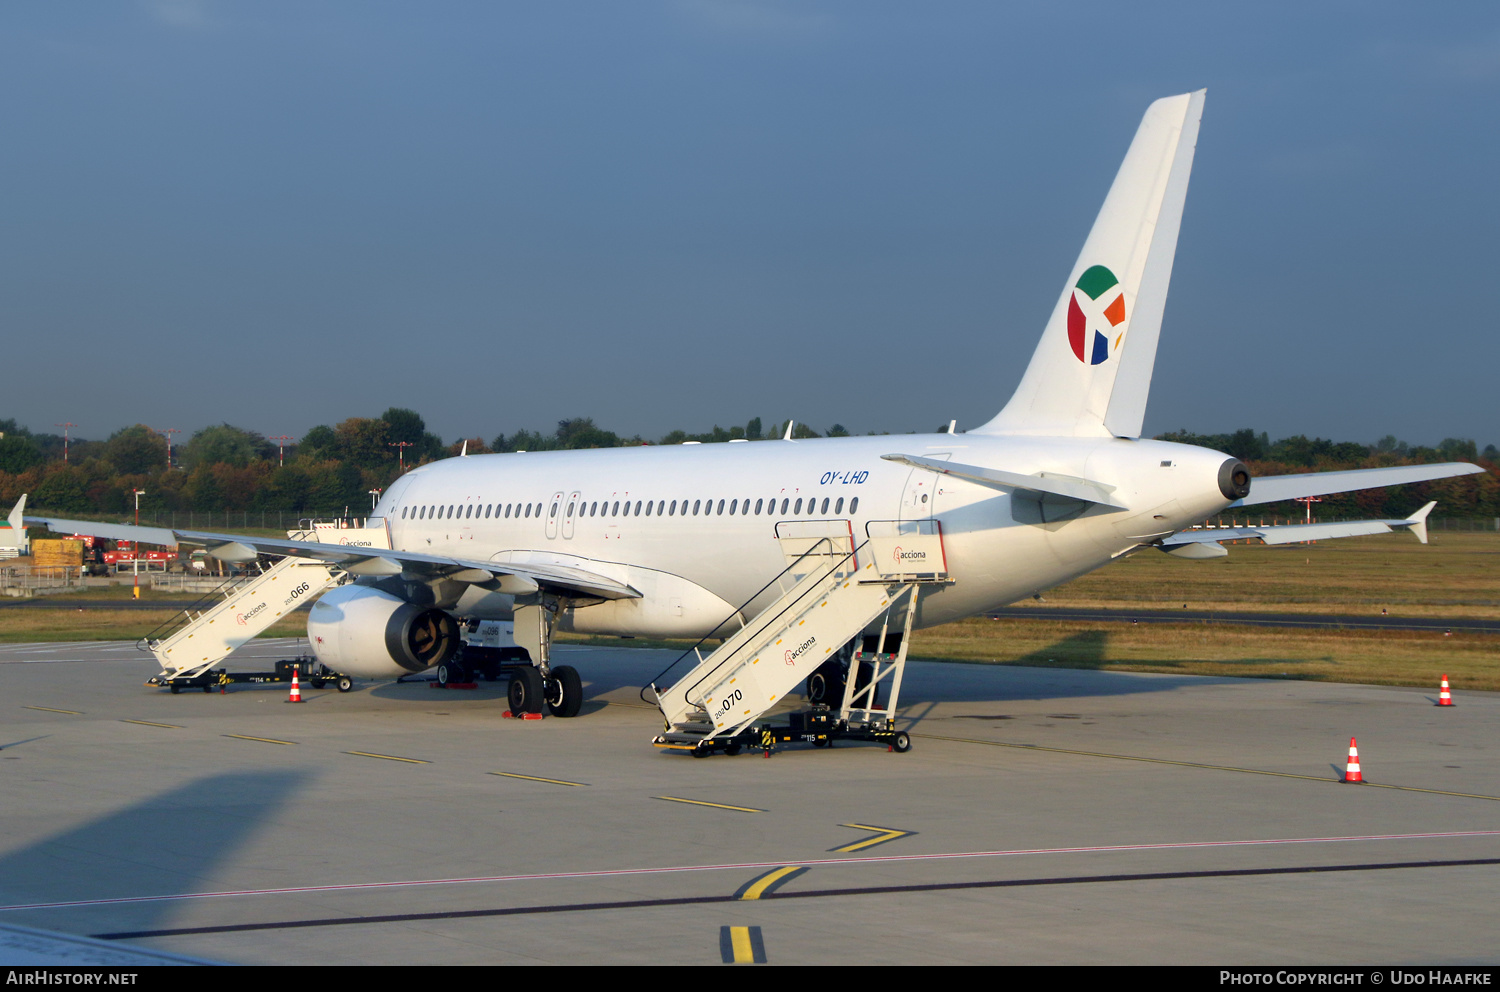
[397,495,860,522]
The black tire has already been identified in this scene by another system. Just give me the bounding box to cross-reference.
[508,666,545,715]
[806,662,845,707]
[691,744,709,758]
[482,665,498,683]
[544,665,583,718]
[891,731,912,753]
[724,744,743,756]
[436,659,467,687]
[202,684,212,693]
[169,684,180,694]
[812,737,829,748]
[335,676,353,693]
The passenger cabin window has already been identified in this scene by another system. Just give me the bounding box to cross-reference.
[794,498,802,514]
[669,500,677,516]
[567,502,575,517]
[820,498,829,514]
[850,497,859,513]
[835,497,843,514]
[755,498,763,515]
[729,499,737,515]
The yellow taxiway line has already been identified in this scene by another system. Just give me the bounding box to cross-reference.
[654,796,765,813]
[489,772,587,787]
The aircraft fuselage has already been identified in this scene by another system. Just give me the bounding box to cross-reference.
[372,433,1237,637]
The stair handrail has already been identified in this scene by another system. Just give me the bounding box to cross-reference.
[134,569,266,653]
[640,535,867,712]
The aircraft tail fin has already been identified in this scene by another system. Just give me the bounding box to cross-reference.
[973,90,1205,439]
[5,494,27,555]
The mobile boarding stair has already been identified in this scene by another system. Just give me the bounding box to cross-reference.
[139,521,384,693]
[649,519,950,756]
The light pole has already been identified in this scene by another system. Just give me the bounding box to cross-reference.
[269,434,294,468]
[55,422,77,462]
[388,440,413,472]
[369,488,382,511]
[132,489,146,600]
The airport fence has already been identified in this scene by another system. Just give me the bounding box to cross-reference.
[1205,515,1500,531]
[0,564,86,597]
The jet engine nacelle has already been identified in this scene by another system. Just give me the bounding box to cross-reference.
[308,584,460,678]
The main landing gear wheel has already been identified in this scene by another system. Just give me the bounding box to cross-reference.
[891,731,912,753]
[543,665,583,718]
[508,666,545,715]
[436,659,467,687]
[805,661,844,706]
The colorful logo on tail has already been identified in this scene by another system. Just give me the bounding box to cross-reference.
[1067,265,1127,365]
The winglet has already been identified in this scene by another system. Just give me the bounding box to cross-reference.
[1402,501,1436,545]
[5,494,27,555]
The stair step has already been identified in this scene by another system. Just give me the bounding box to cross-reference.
[660,731,712,745]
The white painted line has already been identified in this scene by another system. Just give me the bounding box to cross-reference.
[3,830,1496,913]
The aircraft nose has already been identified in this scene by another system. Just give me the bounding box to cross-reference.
[1217,458,1251,500]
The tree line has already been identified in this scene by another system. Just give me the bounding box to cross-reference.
[0,412,1495,520]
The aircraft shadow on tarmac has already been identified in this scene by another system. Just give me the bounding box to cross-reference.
[0,770,309,933]
[353,633,1255,724]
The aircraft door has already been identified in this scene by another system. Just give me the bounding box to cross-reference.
[899,453,948,523]
[561,491,581,539]
[460,497,475,542]
[545,491,564,540]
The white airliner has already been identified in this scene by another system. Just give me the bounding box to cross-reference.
[22,91,1481,734]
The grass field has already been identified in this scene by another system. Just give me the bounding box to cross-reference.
[1012,531,1500,618]
[4,531,1493,690]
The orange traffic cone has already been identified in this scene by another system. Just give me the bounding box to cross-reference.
[1438,675,1454,707]
[1343,737,1363,783]
[287,668,303,704]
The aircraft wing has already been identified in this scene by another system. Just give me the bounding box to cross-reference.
[22,515,641,601]
[1161,501,1436,554]
[1230,463,1483,507]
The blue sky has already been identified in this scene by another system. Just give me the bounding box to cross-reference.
[2,2,1496,447]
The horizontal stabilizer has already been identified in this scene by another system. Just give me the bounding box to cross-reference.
[882,453,1127,509]
[24,515,639,601]
[1163,503,1440,551]
[1233,463,1483,507]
